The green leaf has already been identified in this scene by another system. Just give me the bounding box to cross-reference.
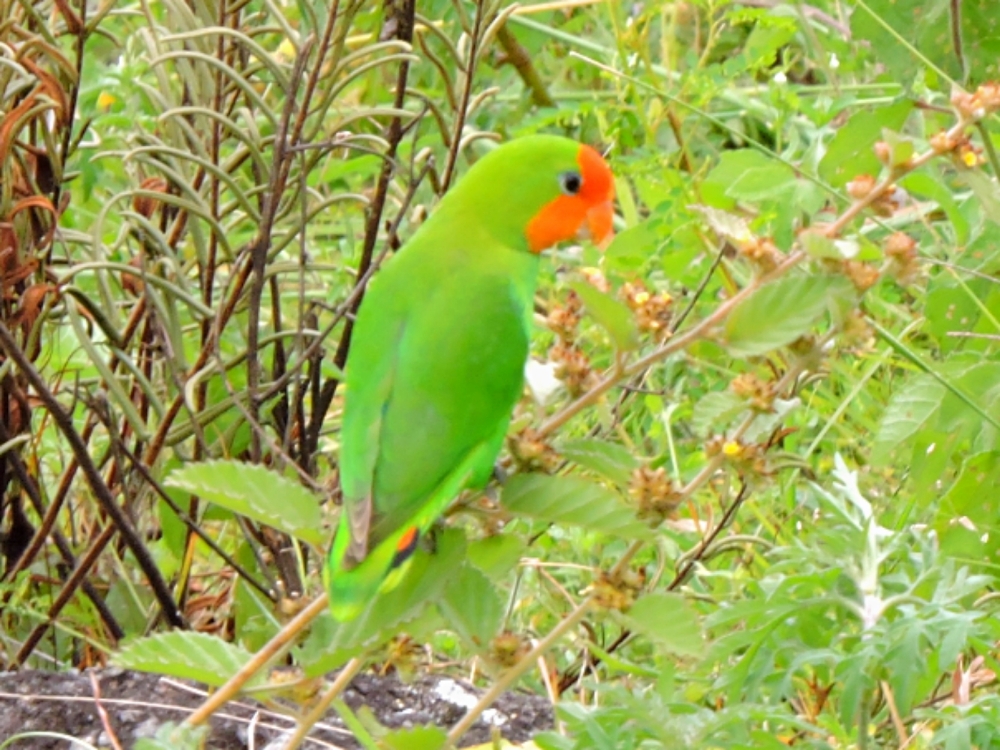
[559,438,640,485]
[852,0,956,82]
[568,281,640,351]
[936,451,1000,560]
[723,275,853,357]
[704,149,794,208]
[381,726,449,750]
[741,19,796,69]
[113,631,259,688]
[585,640,659,678]
[880,129,915,167]
[502,473,651,540]
[923,278,983,353]
[438,565,503,651]
[900,171,970,246]
[852,0,1000,86]
[134,723,209,750]
[958,169,1000,226]
[725,165,798,202]
[818,100,913,187]
[165,460,324,545]
[621,592,703,657]
[691,391,746,437]
[801,232,859,260]
[871,374,946,465]
[467,534,526,580]
[604,218,660,270]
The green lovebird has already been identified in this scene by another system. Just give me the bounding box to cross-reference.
[326,135,615,621]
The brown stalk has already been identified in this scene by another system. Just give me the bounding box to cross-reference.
[0,321,184,628]
[439,0,488,192]
[0,418,124,642]
[11,523,116,668]
[496,23,555,108]
[310,0,418,458]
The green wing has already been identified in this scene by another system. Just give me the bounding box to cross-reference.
[327,244,537,620]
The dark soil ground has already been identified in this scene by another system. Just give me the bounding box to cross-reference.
[0,668,553,748]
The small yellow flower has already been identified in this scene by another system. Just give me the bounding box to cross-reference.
[97,91,117,110]
[722,441,743,458]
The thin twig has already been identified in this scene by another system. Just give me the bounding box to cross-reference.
[446,600,594,745]
[440,0,487,191]
[89,672,124,750]
[13,525,117,668]
[312,0,419,457]
[283,658,364,749]
[185,592,330,726]
[496,23,555,107]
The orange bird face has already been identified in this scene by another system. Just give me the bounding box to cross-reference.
[525,144,616,253]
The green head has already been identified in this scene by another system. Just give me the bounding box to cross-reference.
[429,135,615,253]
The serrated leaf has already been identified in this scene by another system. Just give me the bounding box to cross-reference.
[166,460,323,545]
[381,725,449,750]
[559,438,640,485]
[467,534,526,580]
[818,100,913,187]
[691,390,746,437]
[113,631,258,688]
[502,473,651,540]
[438,565,503,651]
[723,275,852,357]
[622,592,703,657]
[568,281,640,351]
[871,374,946,465]
[725,165,798,202]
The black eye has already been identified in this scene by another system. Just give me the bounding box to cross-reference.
[559,171,582,196]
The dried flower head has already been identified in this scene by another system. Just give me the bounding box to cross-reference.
[846,174,877,200]
[489,632,530,668]
[843,260,880,292]
[884,232,920,285]
[509,427,560,472]
[620,281,673,339]
[589,568,645,612]
[629,466,681,522]
[546,290,582,341]
[738,237,783,273]
[549,341,595,395]
[730,372,776,412]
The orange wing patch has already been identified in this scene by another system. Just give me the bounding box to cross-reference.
[390,526,420,569]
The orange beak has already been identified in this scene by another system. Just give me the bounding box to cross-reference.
[582,200,615,250]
